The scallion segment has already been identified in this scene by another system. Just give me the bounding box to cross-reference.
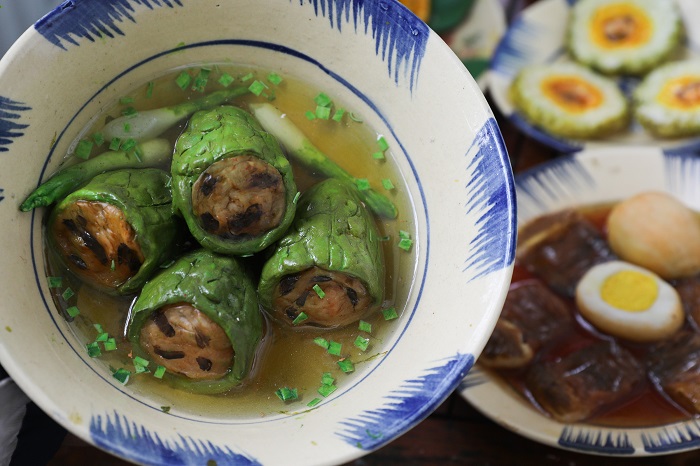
[113,368,130,385]
[268,72,283,85]
[66,306,80,318]
[248,80,267,96]
[314,92,332,107]
[318,384,337,397]
[154,365,166,379]
[176,71,192,90]
[337,359,355,373]
[146,81,154,98]
[218,73,235,87]
[382,307,399,321]
[48,276,63,288]
[61,288,75,301]
[74,139,93,160]
[321,372,335,386]
[275,386,299,402]
[292,312,309,325]
[312,284,325,299]
[328,341,342,356]
[315,105,331,120]
[314,337,330,349]
[382,179,395,191]
[377,136,390,151]
[104,338,117,351]
[86,342,101,358]
[307,397,322,407]
[358,320,372,333]
[354,335,370,351]
[92,132,105,146]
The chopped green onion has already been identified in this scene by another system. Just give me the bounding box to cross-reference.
[123,123,131,133]
[48,276,63,288]
[109,137,122,151]
[382,307,399,321]
[248,80,267,96]
[191,68,211,92]
[382,179,395,191]
[66,306,80,318]
[119,97,134,105]
[314,92,332,107]
[307,397,322,407]
[292,312,309,325]
[113,368,130,385]
[398,237,413,252]
[74,139,93,160]
[399,230,411,239]
[104,338,117,351]
[146,81,154,98]
[121,106,138,117]
[61,288,75,301]
[349,112,363,123]
[120,138,137,152]
[110,259,116,271]
[160,406,171,413]
[86,342,102,358]
[315,105,331,120]
[305,110,317,120]
[380,235,391,242]
[314,337,330,349]
[92,132,105,146]
[218,73,235,87]
[355,178,370,191]
[358,320,372,333]
[293,191,301,204]
[312,284,325,299]
[93,323,104,334]
[241,72,254,82]
[354,335,370,351]
[318,384,337,397]
[154,365,166,379]
[332,107,346,122]
[275,386,298,401]
[321,372,335,386]
[337,359,355,373]
[372,151,385,160]
[176,71,192,90]
[95,332,109,342]
[377,136,390,151]
[268,72,283,85]
[133,356,150,373]
[328,341,342,356]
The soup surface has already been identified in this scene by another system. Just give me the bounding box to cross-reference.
[41,64,416,418]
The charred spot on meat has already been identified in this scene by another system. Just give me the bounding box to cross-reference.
[279,275,299,296]
[192,155,286,239]
[139,302,234,380]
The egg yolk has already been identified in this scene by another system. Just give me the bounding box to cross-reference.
[657,76,700,110]
[541,76,604,113]
[589,3,651,49]
[600,270,658,312]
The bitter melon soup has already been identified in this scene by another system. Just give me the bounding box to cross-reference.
[23,65,415,416]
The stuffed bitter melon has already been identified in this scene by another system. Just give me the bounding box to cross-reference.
[49,168,177,295]
[258,178,384,329]
[127,249,263,394]
[172,105,297,255]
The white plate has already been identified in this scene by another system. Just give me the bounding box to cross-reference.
[460,146,700,456]
[489,0,700,154]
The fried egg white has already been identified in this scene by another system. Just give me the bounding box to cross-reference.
[576,260,684,342]
[567,0,682,76]
[510,62,629,139]
[634,60,700,138]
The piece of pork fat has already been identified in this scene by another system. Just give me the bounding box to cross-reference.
[139,302,234,380]
[517,209,617,297]
[526,341,643,423]
[480,280,573,368]
[647,330,700,414]
[673,275,700,331]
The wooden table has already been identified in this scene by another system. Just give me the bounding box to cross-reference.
[47,1,700,465]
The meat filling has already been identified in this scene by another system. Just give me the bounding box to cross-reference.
[480,281,573,369]
[647,331,700,414]
[139,302,234,380]
[273,267,372,328]
[526,341,643,423]
[517,209,617,297]
[192,155,286,239]
[52,201,144,289]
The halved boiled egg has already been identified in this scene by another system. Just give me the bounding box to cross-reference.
[575,260,684,342]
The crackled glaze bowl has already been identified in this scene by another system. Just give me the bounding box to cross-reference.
[0,1,515,464]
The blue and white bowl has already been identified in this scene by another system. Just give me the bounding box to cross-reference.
[461,145,700,457]
[0,1,516,464]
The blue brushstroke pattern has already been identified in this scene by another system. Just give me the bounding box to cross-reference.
[337,353,475,450]
[35,0,183,50]
[458,367,489,391]
[90,412,261,466]
[559,426,635,455]
[0,97,30,153]
[641,422,700,453]
[490,13,540,78]
[463,118,516,278]
[510,113,583,154]
[297,0,429,90]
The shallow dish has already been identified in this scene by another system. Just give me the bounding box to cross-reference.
[460,146,700,457]
[0,1,516,465]
[489,0,700,154]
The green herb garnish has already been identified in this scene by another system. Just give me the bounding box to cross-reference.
[241,72,254,82]
[328,341,342,356]
[154,365,166,379]
[218,73,235,87]
[372,151,385,160]
[86,342,102,358]
[66,306,80,318]
[109,137,122,151]
[398,237,413,252]
[293,191,301,204]
[355,178,370,191]
[104,338,117,351]
[95,332,109,342]
[354,335,370,351]
[161,406,171,413]
[314,337,330,349]
[92,132,105,146]
[382,179,395,191]
[275,387,299,402]
[61,288,75,301]
[318,384,337,397]
[110,259,116,271]
[312,284,325,299]
[112,368,130,385]
[268,72,283,85]
[305,110,317,120]
[315,105,331,120]
[358,320,372,333]
[377,136,389,151]
[120,138,137,152]
[176,71,192,90]
[146,81,154,98]
[248,80,267,96]
[307,397,322,407]
[321,372,335,386]
[48,276,63,288]
[337,359,355,373]
[292,312,309,325]
[382,307,399,320]
[314,92,332,107]
[332,108,345,122]
[133,356,150,373]
[121,106,138,118]
[119,97,134,105]
[191,68,211,92]
[93,323,104,334]
[74,139,93,160]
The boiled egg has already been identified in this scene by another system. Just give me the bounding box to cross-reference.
[575,260,683,342]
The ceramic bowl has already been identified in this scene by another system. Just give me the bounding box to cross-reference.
[0,0,516,465]
[461,146,700,456]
